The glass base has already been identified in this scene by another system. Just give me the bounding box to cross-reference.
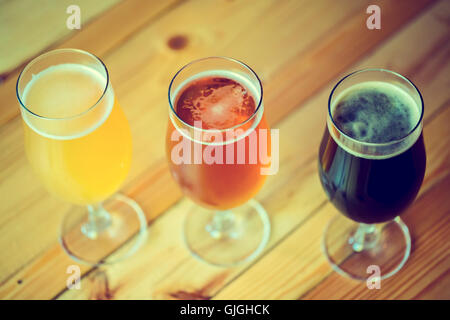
[184,199,271,267]
[322,214,411,281]
[60,194,147,266]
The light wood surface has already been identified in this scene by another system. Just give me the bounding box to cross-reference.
[0,0,448,300]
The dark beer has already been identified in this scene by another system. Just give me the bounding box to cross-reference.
[319,81,426,224]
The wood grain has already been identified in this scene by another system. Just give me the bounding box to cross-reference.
[61,0,447,300]
[0,0,448,300]
[0,0,182,125]
[0,0,182,285]
[0,0,370,288]
[0,0,121,76]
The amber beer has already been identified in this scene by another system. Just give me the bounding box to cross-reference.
[166,73,271,210]
[166,57,272,266]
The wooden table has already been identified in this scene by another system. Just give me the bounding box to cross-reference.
[0,0,449,300]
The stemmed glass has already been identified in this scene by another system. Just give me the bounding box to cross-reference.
[17,49,147,265]
[166,57,273,266]
[318,69,426,280]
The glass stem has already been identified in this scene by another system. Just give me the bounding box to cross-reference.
[349,223,378,252]
[206,210,239,239]
[81,202,112,239]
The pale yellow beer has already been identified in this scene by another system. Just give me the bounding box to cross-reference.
[17,49,147,266]
[22,63,132,205]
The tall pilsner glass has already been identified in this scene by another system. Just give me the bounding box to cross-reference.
[318,69,426,280]
[17,49,147,265]
[166,57,273,266]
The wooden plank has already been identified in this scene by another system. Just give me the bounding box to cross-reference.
[57,0,448,300]
[263,0,441,125]
[0,0,182,125]
[301,172,450,300]
[213,1,450,299]
[214,102,449,300]
[0,0,370,291]
[0,0,182,285]
[0,0,441,299]
[0,0,121,75]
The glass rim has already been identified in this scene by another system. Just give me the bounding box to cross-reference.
[168,56,263,133]
[16,48,110,121]
[328,68,424,147]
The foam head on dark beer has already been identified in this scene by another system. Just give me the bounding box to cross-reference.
[332,81,420,144]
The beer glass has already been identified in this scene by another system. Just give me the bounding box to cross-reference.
[17,49,147,265]
[318,69,426,280]
[166,57,272,266]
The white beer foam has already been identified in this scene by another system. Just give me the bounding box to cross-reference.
[170,69,264,146]
[21,63,114,140]
[329,81,422,159]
